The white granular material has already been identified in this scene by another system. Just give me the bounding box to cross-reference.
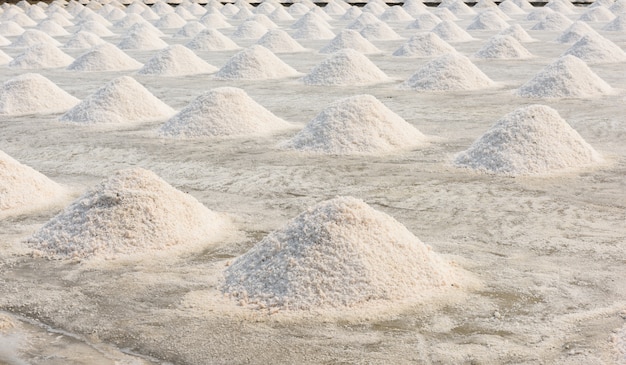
[320,30,380,55]
[9,43,74,69]
[269,7,294,22]
[614,324,626,365]
[118,26,168,50]
[579,6,615,22]
[248,14,278,29]
[393,32,455,58]
[113,14,147,29]
[400,52,494,91]
[137,44,218,76]
[300,49,389,86]
[454,104,603,175]
[498,1,526,15]
[223,196,455,310]
[440,0,476,16]
[214,45,300,80]
[516,55,613,98]
[497,24,534,43]
[403,0,428,16]
[0,50,12,65]
[379,6,414,22]
[256,29,306,53]
[432,20,474,42]
[159,86,292,138]
[474,35,532,59]
[67,42,143,71]
[173,21,207,38]
[340,7,363,21]
[526,7,554,21]
[466,10,510,30]
[232,20,268,39]
[11,29,62,48]
[76,20,116,37]
[186,29,240,51]
[59,76,175,125]
[28,168,230,259]
[35,20,70,37]
[291,19,335,40]
[434,8,459,22]
[281,94,426,155]
[556,21,598,44]
[562,33,626,64]
[358,22,401,41]
[603,15,626,31]
[292,12,332,30]
[0,21,26,37]
[345,12,382,30]
[406,13,443,30]
[199,13,232,29]
[0,73,79,116]
[64,31,106,49]
[531,12,573,31]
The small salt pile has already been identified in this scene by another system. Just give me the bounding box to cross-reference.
[432,20,474,42]
[186,29,240,51]
[65,31,105,49]
[255,2,276,16]
[11,29,62,48]
[474,35,532,59]
[323,0,348,18]
[256,29,306,53]
[76,20,116,37]
[439,0,476,16]
[9,43,74,69]
[8,13,37,27]
[137,45,218,76]
[403,0,429,16]
[0,73,79,115]
[173,21,206,38]
[232,20,269,39]
[346,12,382,31]
[288,3,312,17]
[341,7,363,21]
[319,30,381,55]
[114,14,148,29]
[159,87,291,138]
[603,14,626,31]
[0,21,26,37]
[498,1,526,15]
[0,50,13,64]
[28,168,230,259]
[466,10,510,31]
[359,22,402,41]
[118,24,168,50]
[214,45,299,80]
[248,14,279,29]
[406,12,442,30]
[579,6,616,22]
[291,18,335,40]
[199,13,232,28]
[300,49,389,86]
[36,20,71,37]
[59,76,175,125]
[362,1,387,17]
[291,11,333,30]
[281,94,426,155]
[433,8,459,21]
[152,1,175,16]
[497,24,535,42]
[401,52,494,91]
[562,33,626,64]
[545,0,575,14]
[27,5,48,20]
[231,7,255,21]
[379,6,414,22]
[475,0,498,9]
[393,32,455,58]
[556,21,599,43]
[516,55,613,98]
[47,13,75,27]
[0,36,10,47]
[454,105,603,175]
[67,42,142,71]
[175,6,196,21]
[223,196,455,310]
[531,12,573,31]
[526,7,554,22]
[154,12,188,29]
[269,6,294,22]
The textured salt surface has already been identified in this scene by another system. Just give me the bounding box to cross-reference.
[214,45,299,80]
[256,29,306,53]
[9,43,74,69]
[319,30,380,55]
[11,29,62,48]
[562,33,626,64]
[0,73,79,116]
[64,31,106,49]
[432,20,474,42]
[118,26,168,50]
[556,21,599,44]
[67,43,143,71]
[301,49,389,86]
[186,29,240,51]
[137,44,218,76]
[474,35,532,59]
[393,32,455,58]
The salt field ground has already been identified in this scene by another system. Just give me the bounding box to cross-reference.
[0,0,625,363]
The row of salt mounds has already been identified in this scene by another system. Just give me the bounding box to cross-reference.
[454,105,603,175]
[516,55,613,98]
[159,87,292,138]
[256,29,306,53]
[10,30,61,48]
[28,168,230,259]
[9,43,74,69]
[67,43,142,71]
[0,73,78,116]
[223,196,456,310]
[393,33,455,58]
[186,29,240,51]
[562,33,626,64]
[0,150,65,215]
[401,52,494,91]
[301,49,389,86]
[59,76,175,125]
[281,95,427,155]
[319,30,380,55]
[137,45,218,76]
[214,45,299,81]
[474,35,532,59]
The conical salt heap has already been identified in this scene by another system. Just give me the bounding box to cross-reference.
[76,20,116,37]
[401,52,494,91]
[0,73,79,116]
[454,105,603,175]
[159,87,292,138]
[232,20,269,39]
[320,30,380,55]
[379,6,414,22]
[466,10,510,30]
[516,55,613,98]
[497,24,534,43]
[9,43,74,69]
[11,29,62,48]
[0,21,26,37]
[223,196,455,310]
[301,49,389,86]
[59,76,175,125]
[154,12,187,29]
[292,18,336,40]
[137,44,218,76]
[432,20,474,42]
[281,94,426,155]
[359,22,402,41]
[346,12,382,30]
[67,43,143,71]
[36,20,71,37]
[439,0,476,16]
[0,150,65,215]
[199,13,232,29]
[406,12,442,30]
[214,45,300,81]
[186,29,240,51]
[28,168,230,259]
[556,21,599,44]
[562,33,626,64]
[173,21,206,38]
[0,50,12,65]
[474,35,532,59]
[256,29,306,53]
[118,24,168,50]
[393,32,455,58]
[603,15,626,31]
[64,31,106,49]
[498,1,526,15]
[433,8,459,21]
[531,12,573,31]
[270,6,295,22]
[579,6,615,22]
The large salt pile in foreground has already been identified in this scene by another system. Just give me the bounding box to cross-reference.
[281,94,426,155]
[401,52,494,91]
[159,87,291,138]
[214,45,299,81]
[516,55,613,98]
[474,35,532,59]
[28,168,230,259]
[319,30,380,55]
[454,105,603,175]
[301,49,389,86]
[0,73,79,116]
[186,29,240,51]
[137,45,218,76]
[223,196,455,310]
[9,43,74,69]
[393,32,455,58]
[67,43,143,71]
[562,33,626,64]
[59,76,175,125]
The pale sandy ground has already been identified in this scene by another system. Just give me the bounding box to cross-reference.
[0,6,625,365]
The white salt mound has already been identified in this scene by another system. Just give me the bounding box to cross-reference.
[67,43,143,71]
[154,12,187,29]
[256,29,306,53]
[137,44,218,76]
[28,168,229,259]
[516,55,613,98]
[118,25,168,50]
[320,30,380,55]
[214,45,300,81]
[186,29,240,51]
[531,12,573,31]
[562,33,626,64]
[199,13,232,29]
[300,49,389,86]
[346,12,382,30]
[466,10,510,30]
[159,87,291,138]
[0,21,26,37]
[223,196,455,310]
[281,94,426,155]
[579,6,615,22]
[76,20,116,37]
[0,73,79,116]
[0,50,12,65]
[379,6,414,22]
[291,19,335,40]
[603,14,626,31]
[406,12,442,30]
[232,20,268,39]
[59,76,175,125]
[9,43,74,69]
[11,29,62,48]
[64,31,106,49]
[358,22,401,41]
[173,21,206,38]
[498,24,534,43]
[401,52,494,91]
[36,20,71,37]
[393,32,455,58]
[474,35,532,59]
[556,21,599,44]
[454,104,603,175]
[432,20,474,42]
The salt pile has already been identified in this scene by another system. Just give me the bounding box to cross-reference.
[59,76,175,125]
[0,21,26,37]
[186,29,240,51]
[319,30,381,55]
[159,87,291,138]
[255,2,276,16]
[256,29,306,53]
[0,50,12,65]
[113,14,147,29]
[0,36,11,47]
[433,7,460,21]
[497,24,535,43]
[118,25,168,50]
[466,10,510,31]
[341,7,363,21]
[531,12,573,31]
[0,149,65,214]
[291,11,333,30]
[232,20,269,39]
[556,21,598,43]
[199,13,232,29]
[346,12,382,31]
[9,43,74,69]
[358,22,402,41]
[173,21,206,38]
[509,0,535,10]
[231,7,255,21]
[562,33,626,64]
[11,29,62,48]
[579,6,615,22]
[393,32,456,58]
[137,45,218,76]
[7,13,37,27]
[401,52,494,91]
[248,14,278,29]
[323,1,347,18]
[403,0,429,16]
[36,20,71,37]
[281,95,426,155]
[28,168,229,259]
[0,73,79,116]
[214,45,300,81]
[223,196,455,310]
[603,15,626,31]
[406,12,442,30]
[289,4,311,18]
[498,1,526,15]
[362,2,387,17]
[269,7,294,22]
[474,35,532,59]
[439,0,476,17]
[76,20,116,37]
[379,6,414,22]
[67,42,142,71]
[291,18,335,40]
[432,20,474,42]
[516,55,613,98]
[154,12,188,29]
[526,7,554,22]
[152,2,175,16]
[300,49,389,86]
[545,0,575,14]
[454,105,603,175]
